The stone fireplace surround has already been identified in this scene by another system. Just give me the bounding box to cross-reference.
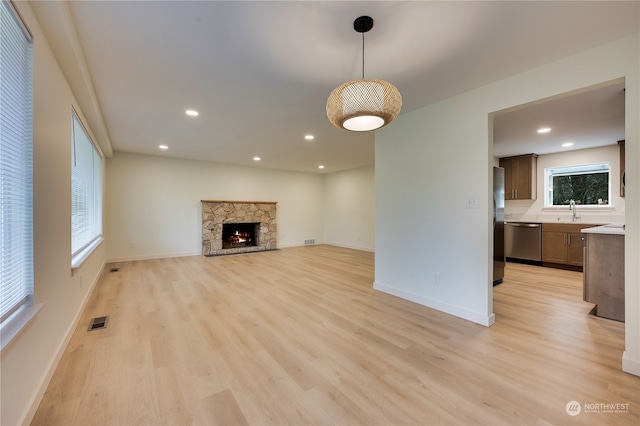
[201,200,277,256]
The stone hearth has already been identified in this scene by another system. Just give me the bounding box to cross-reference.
[201,200,277,256]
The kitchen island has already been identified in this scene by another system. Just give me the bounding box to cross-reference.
[582,224,625,322]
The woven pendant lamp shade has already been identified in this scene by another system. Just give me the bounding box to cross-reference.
[326,16,402,132]
[326,78,402,131]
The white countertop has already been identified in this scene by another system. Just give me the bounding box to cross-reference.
[505,213,623,225]
[505,219,607,225]
[581,224,625,235]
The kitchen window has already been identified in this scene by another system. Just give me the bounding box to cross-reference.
[544,163,610,207]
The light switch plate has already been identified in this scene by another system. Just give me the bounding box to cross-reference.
[466,196,480,209]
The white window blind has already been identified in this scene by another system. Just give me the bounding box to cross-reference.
[0,0,34,323]
[71,112,102,260]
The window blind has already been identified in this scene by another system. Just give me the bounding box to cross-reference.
[0,0,34,323]
[71,112,102,258]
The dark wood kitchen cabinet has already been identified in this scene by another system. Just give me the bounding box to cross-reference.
[499,154,537,200]
[542,230,569,264]
[541,223,596,270]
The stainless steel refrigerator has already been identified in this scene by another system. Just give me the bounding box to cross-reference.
[493,167,505,285]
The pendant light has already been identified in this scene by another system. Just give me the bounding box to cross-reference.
[326,16,402,132]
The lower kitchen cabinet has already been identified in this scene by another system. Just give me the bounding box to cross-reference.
[541,231,567,264]
[567,232,585,266]
[541,223,596,270]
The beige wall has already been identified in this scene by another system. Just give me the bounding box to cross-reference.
[1,2,107,425]
[323,166,375,251]
[106,155,378,262]
[105,152,327,261]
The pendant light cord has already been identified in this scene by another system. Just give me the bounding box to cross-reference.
[361,32,365,79]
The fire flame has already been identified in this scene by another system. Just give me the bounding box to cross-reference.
[229,230,249,244]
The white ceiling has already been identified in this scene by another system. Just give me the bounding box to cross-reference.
[30,1,638,173]
[493,80,626,158]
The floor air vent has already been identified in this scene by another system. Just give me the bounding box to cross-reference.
[88,316,109,331]
[110,267,119,272]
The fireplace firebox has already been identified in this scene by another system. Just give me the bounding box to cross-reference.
[222,223,259,249]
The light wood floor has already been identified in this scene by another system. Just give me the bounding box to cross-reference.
[32,245,639,425]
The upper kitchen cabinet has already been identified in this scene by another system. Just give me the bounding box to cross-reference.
[499,154,538,200]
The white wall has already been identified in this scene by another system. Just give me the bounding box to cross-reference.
[0,2,107,425]
[375,34,639,376]
[105,152,326,261]
[323,166,375,251]
[375,97,495,326]
[505,145,625,223]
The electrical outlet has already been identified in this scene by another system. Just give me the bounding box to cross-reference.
[433,273,441,286]
[129,241,135,249]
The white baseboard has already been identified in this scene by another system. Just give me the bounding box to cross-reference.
[107,245,370,260]
[622,351,640,377]
[106,250,201,263]
[373,281,495,327]
[22,260,107,425]
[277,243,307,249]
[323,241,375,252]
[279,242,374,252]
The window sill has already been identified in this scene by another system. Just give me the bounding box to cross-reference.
[0,303,44,353]
[542,206,615,212]
[71,236,104,273]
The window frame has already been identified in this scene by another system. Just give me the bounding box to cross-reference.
[0,0,42,353]
[543,162,612,209]
[71,109,104,270]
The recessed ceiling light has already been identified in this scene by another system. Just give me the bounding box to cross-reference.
[305,135,314,140]
[562,142,574,147]
[537,127,551,134]
[318,165,325,169]
[185,109,199,117]
[253,156,261,161]
[159,145,168,150]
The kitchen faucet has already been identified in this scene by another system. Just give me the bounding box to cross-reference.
[569,199,579,222]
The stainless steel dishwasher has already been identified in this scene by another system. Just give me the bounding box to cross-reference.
[505,222,542,263]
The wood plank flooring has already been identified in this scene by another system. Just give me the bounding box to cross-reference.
[32,246,639,425]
